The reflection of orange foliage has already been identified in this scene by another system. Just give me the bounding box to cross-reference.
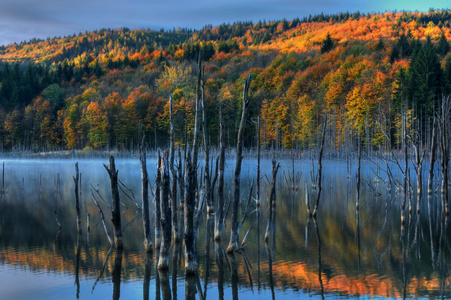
[271,261,450,298]
[0,247,78,275]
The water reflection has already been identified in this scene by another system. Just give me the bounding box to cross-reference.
[172,241,181,300]
[229,253,239,300]
[185,274,197,300]
[215,241,225,300]
[0,159,450,299]
[314,220,324,300]
[159,269,171,300]
[75,234,81,299]
[203,217,214,298]
[143,253,152,300]
[265,244,275,300]
[112,249,123,300]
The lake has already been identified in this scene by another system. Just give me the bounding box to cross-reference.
[0,157,449,299]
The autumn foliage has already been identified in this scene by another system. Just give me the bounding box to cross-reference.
[0,10,450,151]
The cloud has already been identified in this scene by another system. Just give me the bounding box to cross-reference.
[0,0,450,45]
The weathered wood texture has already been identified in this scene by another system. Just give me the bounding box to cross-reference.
[140,149,152,252]
[184,151,197,275]
[155,150,162,248]
[73,162,82,234]
[158,151,171,270]
[103,156,123,249]
[227,73,251,253]
[215,96,226,240]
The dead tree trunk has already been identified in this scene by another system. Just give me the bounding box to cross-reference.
[73,162,82,234]
[112,248,123,300]
[312,117,327,218]
[192,53,202,169]
[103,156,123,249]
[265,157,280,242]
[158,151,171,270]
[169,94,179,241]
[356,138,361,210]
[439,96,450,215]
[412,134,426,215]
[184,150,197,275]
[401,111,408,224]
[257,115,261,209]
[428,119,437,195]
[140,148,152,252]
[227,73,251,253]
[215,97,226,240]
[178,149,185,210]
[155,150,162,248]
[201,67,214,215]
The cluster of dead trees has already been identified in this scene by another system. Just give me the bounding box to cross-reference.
[84,56,268,276]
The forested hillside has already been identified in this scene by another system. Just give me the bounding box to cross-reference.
[0,9,450,152]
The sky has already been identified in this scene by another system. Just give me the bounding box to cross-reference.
[0,0,450,46]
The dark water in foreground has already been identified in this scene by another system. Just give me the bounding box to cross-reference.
[0,158,449,299]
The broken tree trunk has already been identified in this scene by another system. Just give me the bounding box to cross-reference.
[104,156,123,249]
[140,148,152,252]
[158,151,171,270]
[155,150,162,248]
[73,162,82,234]
[265,157,280,242]
[184,150,198,275]
[312,117,327,218]
[169,94,179,241]
[214,96,226,241]
[227,73,251,253]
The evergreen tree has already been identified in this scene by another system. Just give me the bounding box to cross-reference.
[443,56,451,95]
[320,33,334,53]
[392,67,409,111]
[397,33,412,57]
[390,44,400,63]
[408,37,443,117]
[437,32,450,56]
[375,37,385,51]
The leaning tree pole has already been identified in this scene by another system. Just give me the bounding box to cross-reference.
[226,73,251,253]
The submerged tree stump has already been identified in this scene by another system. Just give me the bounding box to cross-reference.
[265,157,280,242]
[215,96,226,241]
[158,151,171,270]
[169,95,179,241]
[184,151,197,275]
[155,150,162,248]
[73,162,82,234]
[140,149,152,252]
[104,156,123,249]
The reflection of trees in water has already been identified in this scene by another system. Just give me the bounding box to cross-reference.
[143,253,152,300]
[112,249,123,300]
[75,234,81,299]
[2,161,451,298]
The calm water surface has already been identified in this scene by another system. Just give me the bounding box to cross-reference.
[0,157,449,299]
